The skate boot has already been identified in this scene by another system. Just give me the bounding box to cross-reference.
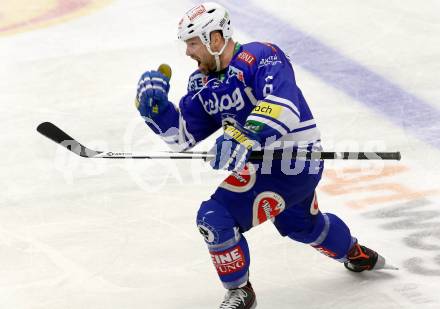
[219,281,257,309]
[344,242,397,272]
[344,242,378,272]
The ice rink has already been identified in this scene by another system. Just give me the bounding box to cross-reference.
[1,0,440,308]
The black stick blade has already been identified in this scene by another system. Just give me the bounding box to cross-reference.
[36,122,101,157]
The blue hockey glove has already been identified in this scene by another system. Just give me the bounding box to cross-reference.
[136,70,170,118]
[209,125,258,172]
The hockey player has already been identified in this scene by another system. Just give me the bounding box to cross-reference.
[135,2,389,308]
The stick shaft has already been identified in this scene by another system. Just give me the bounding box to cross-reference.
[37,122,401,161]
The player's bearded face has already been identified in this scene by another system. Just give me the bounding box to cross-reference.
[185,37,216,74]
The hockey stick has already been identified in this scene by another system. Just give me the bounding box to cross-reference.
[36,122,401,160]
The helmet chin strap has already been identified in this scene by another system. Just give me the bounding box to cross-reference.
[205,38,229,72]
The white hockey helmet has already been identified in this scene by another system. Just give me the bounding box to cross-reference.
[177,2,233,44]
[177,2,233,71]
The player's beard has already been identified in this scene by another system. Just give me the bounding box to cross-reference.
[198,55,217,75]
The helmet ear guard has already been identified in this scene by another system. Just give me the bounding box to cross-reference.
[177,2,233,71]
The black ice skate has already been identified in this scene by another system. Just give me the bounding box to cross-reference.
[219,282,257,309]
[344,242,398,272]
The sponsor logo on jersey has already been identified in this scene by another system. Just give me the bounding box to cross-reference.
[220,164,256,193]
[198,87,246,115]
[187,5,206,21]
[258,54,282,68]
[227,66,245,83]
[237,51,256,65]
[210,246,246,275]
[251,101,282,119]
[188,73,207,91]
[245,120,265,133]
[252,192,286,226]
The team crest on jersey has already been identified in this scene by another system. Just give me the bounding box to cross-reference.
[237,51,256,65]
[220,164,256,193]
[252,191,286,226]
[227,66,245,84]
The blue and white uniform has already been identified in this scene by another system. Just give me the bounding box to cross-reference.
[147,42,321,154]
[143,42,354,289]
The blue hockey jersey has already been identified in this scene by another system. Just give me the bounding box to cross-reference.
[145,42,321,153]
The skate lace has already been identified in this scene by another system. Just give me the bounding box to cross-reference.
[347,244,377,269]
[219,288,248,309]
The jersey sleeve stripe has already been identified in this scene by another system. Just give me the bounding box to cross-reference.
[278,126,322,145]
[179,115,196,147]
[296,119,316,129]
[155,115,197,151]
[291,124,317,133]
[264,94,300,117]
[263,99,300,119]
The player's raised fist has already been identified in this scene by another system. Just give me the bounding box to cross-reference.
[136,68,171,118]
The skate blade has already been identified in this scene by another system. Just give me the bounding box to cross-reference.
[382,263,399,270]
[375,254,399,271]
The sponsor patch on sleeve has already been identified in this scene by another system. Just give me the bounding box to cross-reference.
[251,101,282,119]
[245,120,265,133]
[237,51,256,65]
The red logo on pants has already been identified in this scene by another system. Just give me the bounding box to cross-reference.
[220,164,256,193]
[252,192,286,226]
[310,192,319,215]
[210,246,246,275]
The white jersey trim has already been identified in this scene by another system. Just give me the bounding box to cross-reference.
[265,94,300,117]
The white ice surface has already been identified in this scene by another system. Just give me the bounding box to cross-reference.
[1,0,440,308]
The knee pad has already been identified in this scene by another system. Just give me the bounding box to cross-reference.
[197,198,250,289]
[196,199,240,249]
